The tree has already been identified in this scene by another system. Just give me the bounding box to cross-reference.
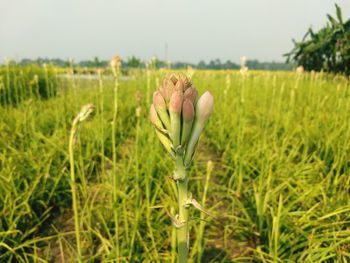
[285,4,350,75]
[126,56,142,68]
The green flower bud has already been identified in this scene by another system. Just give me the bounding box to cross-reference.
[184,91,214,165]
[149,104,164,131]
[155,129,174,157]
[153,91,171,131]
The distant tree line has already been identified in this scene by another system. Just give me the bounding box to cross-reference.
[16,56,293,71]
[285,4,350,75]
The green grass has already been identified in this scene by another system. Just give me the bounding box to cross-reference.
[0,64,58,107]
[0,68,349,262]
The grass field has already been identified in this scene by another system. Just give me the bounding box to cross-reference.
[0,67,350,262]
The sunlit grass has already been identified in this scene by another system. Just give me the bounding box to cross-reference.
[0,67,349,262]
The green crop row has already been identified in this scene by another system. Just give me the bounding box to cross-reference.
[0,64,58,107]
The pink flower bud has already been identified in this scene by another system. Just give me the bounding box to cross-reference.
[182,99,194,123]
[159,86,166,98]
[175,79,185,92]
[153,91,166,110]
[196,91,214,123]
[163,79,175,91]
[184,87,198,104]
[162,84,174,102]
[150,73,207,159]
[181,99,195,146]
[169,91,183,147]
[169,91,183,114]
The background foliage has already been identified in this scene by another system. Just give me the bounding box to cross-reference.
[286,4,350,75]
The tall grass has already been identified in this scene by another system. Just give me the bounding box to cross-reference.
[0,63,58,107]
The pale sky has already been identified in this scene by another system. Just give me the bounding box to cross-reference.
[1,0,349,63]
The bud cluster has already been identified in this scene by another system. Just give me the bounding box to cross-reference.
[77,103,95,123]
[110,55,121,77]
[150,73,214,167]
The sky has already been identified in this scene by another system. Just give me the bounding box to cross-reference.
[1,0,349,63]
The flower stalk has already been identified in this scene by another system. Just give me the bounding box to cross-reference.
[110,55,121,260]
[175,153,189,263]
[149,73,214,263]
[69,103,95,262]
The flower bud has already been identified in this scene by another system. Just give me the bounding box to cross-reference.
[184,87,198,104]
[150,73,213,164]
[110,55,121,77]
[162,83,175,102]
[181,99,194,146]
[195,91,214,124]
[179,74,192,90]
[169,91,183,114]
[182,99,195,122]
[149,104,163,130]
[163,78,175,91]
[169,91,183,148]
[159,86,166,99]
[155,129,174,157]
[169,73,179,85]
[175,79,185,92]
[153,91,167,110]
[77,103,95,122]
[184,91,214,166]
[153,92,171,131]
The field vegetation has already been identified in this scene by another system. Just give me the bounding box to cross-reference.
[0,65,349,262]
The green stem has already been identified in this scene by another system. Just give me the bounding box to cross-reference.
[112,74,120,261]
[146,69,151,106]
[98,73,105,180]
[69,118,82,263]
[175,155,189,263]
[5,61,11,106]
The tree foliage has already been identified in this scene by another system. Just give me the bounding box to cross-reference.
[285,4,350,75]
[14,57,293,71]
